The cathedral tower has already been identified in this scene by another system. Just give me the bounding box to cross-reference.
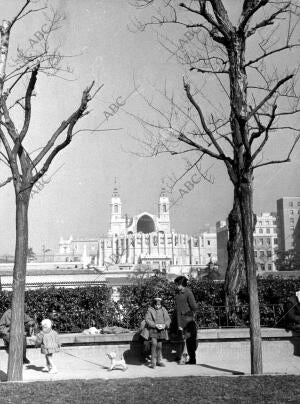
[158,187,170,233]
[109,184,125,235]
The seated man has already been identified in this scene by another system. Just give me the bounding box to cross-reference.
[0,306,35,364]
[286,290,300,330]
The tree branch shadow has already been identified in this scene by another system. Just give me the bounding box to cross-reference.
[199,363,245,375]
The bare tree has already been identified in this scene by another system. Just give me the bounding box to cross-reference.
[130,0,300,374]
[0,1,101,381]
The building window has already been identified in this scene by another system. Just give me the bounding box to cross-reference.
[207,240,211,246]
[290,210,294,215]
[162,204,167,213]
[259,228,263,234]
[290,218,294,224]
[266,238,271,245]
[114,204,118,213]
[274,238,278,245]
[254,251,257,258]
[266,228,270,234]
[260,251,264,257]
[267,250,272,257]
[298,201,300,206]
[260,264,265,271]
[289,201,293,207]
[260,238,264,244]
[268,264,272,271]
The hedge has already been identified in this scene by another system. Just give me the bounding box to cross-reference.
[0,276,299,332]
[0,286,118,333]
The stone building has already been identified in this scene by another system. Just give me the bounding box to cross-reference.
[59,186,217,274]
[277,197,300,254]
[217,212,278,273]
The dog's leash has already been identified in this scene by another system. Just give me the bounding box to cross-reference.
[60,349,107,369]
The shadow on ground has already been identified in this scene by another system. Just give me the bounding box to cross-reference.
[123,334,144,365]
[199,363,245,375]
[0,370,7,382]
[290,330,300,356]
[25,365,46,373]
[123,336,178,366]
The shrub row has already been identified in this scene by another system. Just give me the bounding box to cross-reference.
[0,276,299,332]
[0,286,118,333]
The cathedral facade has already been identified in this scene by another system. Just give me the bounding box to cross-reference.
[59,187,217,273]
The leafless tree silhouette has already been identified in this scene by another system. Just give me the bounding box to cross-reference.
[0,0,102,381]
[130,0,300,374]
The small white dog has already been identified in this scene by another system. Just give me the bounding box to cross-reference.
[107,351,127,371]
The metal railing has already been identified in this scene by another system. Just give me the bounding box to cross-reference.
[194,304,287,329]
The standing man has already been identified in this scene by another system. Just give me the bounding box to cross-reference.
[174,276,198,365]
[0,305,35,364]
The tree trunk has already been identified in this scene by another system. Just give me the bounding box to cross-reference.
[7,192,30,381]
[238,177,262,375]
[225,189,257,306]
[225,191,246,307]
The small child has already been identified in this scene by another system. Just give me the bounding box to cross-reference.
[145,297,171,369]
[36,319,60,374]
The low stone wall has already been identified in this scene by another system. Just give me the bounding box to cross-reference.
[0,328,299,376]
[0,327,299,348]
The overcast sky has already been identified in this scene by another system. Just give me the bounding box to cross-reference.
[0,0,299,255]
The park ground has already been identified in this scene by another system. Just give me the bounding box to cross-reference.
[0,376,300,403]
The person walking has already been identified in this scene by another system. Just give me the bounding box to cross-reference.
[145,297,171,369]
[174,276,198,365]
[0,305,35,364]
[35,318,61,374]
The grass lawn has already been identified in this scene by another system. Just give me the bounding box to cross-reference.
[0,376,299,404]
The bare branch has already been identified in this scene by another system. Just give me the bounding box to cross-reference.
[19,64,39,142]
[190,66,228,74]
[247,74,293,119]
[178,131,226,161]
[179,1,229,42]
[238,0,269,33]
[246,2,291,37]
[7,67,29,94]
[184,80,228,159]
[245,44,300,68]
[10,0,30,27]
[253,133,300,169]
[251,103,277,163]
[11,0,47,28]
[32,82,94,180]
[0,95,19,140]
[0,176,12,188]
